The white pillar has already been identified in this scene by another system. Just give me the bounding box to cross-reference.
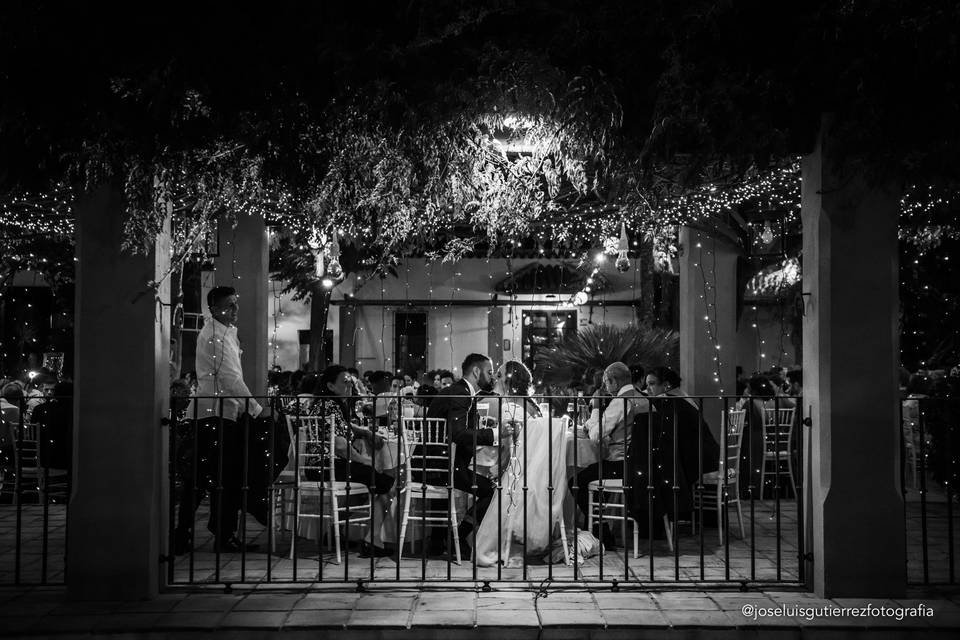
[678,227,738,429]
[214,213,268,397]
[802,117,905,597]
[69,186,169,600]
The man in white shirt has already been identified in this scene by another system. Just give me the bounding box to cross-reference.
[185,286,263,553]
[569,362,650,540]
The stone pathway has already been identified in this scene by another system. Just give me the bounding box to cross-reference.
[1,583,959,636]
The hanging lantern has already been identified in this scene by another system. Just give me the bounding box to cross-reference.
[313,250,325,278]
[327,229,343,280]
[573,290,589,306]
[760,220,775,245]
[615,221,630,273]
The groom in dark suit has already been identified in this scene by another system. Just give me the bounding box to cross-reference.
[427,353,508,554]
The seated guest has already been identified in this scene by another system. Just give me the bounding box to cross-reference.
[569,362,650,546]
[413,384,438,417]
[438,370,455,389]
[630,364,646,394]
[1,382,24,425]
[308,365,395,557]
[375,374,404,424]
[34,382,73,472]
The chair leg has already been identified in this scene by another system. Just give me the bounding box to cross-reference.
[734,497,745,540]
[558,518,571,566]
[631,518,638,559]
[587,487,595,532]
[450,495,462,565]
[397,490,410,563]
[331,494,342,565]
[787,457,798,499]
[662,514,673,553]
[716,485,724,545]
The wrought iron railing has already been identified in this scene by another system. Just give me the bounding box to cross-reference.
[163,392,807,589]
[901,395,959,585]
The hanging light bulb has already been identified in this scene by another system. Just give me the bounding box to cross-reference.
[573,290,589,306]
[760,220,774,245]
[616,221,630,272]
[314,250,325,278]
[327,229,343,280]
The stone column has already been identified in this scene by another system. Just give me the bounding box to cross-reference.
[678,227,738,430]
[802,119,905,597]
[69,185,169,600]
[214,213,268,397]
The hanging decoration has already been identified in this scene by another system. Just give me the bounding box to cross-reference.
[760,220,775,245]
[326,229,344,281]
[615,221,630,273]
[307,228,325,278]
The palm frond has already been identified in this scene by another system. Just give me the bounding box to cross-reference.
[533,323,678,386]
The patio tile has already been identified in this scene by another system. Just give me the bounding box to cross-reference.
[93,612,165,631]
[30,614,101,633]
[0,616,38,634]
[354,594,417,609]
[592,592,660,609]
[476,607,540,626]
[284,609,352,627]
[538,608,605,626]
[220,610,288,628]
[154,611,227,629]
[294,593,361,609]
[411,607,476,626]
[652,593,720,610]
[233,593,302,610]
[347,608,411,627]
[601,608,670,627]
[661,609,739,627]
[173,593,244,612]
[417,593,478,610]
[534,596,597,610]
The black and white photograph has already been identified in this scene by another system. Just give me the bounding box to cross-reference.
[0,1,958,637]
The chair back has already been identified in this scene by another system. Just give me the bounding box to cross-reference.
[722,410,747,484]
[762,407,796,454]
[400,417,451,486]
[294,414,338,485]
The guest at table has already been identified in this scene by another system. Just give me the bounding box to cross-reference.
[569,362,650,546]
[630,364,646,395]
[637,367,720,519]
[1,382,23,426]
[311,364,394,557]
[427,353,511,554]
[374,374,404,425]
[34,382,73,473]
[413,384,438,417]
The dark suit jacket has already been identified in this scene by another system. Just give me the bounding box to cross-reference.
[426,379,495,460]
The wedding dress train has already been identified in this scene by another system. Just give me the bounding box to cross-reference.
[473,405,568,567]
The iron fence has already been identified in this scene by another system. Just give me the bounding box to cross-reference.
[163,392,807,590]
[901,395,959,585]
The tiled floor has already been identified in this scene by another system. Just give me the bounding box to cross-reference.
[0,484,956,588]
[1,583,959,634]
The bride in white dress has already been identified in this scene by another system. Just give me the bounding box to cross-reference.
[473,360,568,566]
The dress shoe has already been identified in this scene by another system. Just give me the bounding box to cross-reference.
[214,536,260,553]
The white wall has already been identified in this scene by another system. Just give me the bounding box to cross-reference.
[267,257,644,373]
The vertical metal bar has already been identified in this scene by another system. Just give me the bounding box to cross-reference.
[722,397,730,582]
[188,398,199,583]
[547,399,555,582]
[919,399,929,584]
[748,398,756,582]
[14,397,24,585]
[647,402,655,580]
[497,394,503,580]
[370,392,377,580]
[946,406,955,585]
[672,398,679,581]
[167,396,177,585]
[774,397,782,582]
[291,400,300,582]
[797,399,806,585]
[471,395,478,583]
[266,398,276,583]
[240,397,250,583]
[572,393,580,580]
[343,401,351,583]
[395,411,401,582]
[522,394,528,581]
[420,418,427,581]
[214,397,224,585]
[698,396,706,582]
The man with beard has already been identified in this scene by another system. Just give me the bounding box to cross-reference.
[427,353,512,557]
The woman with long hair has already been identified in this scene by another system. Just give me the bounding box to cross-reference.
[301,365,395,557]
[473,360,567,566]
